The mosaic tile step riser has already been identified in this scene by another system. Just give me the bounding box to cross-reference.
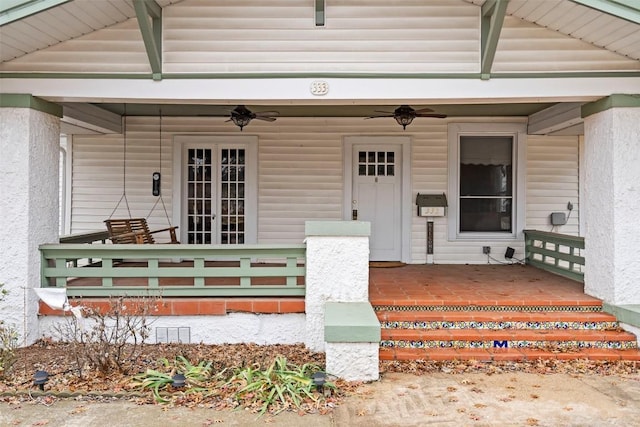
[380,340,639,350]
[380,321,620,331]
[374,305,603,312]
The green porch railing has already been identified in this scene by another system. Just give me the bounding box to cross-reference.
[40,244,306,297]
[523,229,585,283]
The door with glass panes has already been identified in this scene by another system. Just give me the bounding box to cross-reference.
[183,145,248,244]
[352,145,402,261]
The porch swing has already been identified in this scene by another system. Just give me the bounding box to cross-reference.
[104,108,179,244]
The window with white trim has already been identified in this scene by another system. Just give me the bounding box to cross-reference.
[448,123,526,240]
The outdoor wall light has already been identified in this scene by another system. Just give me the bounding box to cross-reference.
[33,370,49,391]
[311,371,326,392]
[171,373,186,388]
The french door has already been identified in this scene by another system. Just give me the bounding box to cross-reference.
[177,136,257,245]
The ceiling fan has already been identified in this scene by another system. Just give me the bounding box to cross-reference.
[366,105,447,129]
[227,105,279,131]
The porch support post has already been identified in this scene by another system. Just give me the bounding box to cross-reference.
[304,221,378,381]
[0,94,61,346]
[582,94,640,305]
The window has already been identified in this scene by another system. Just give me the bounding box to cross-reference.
[448,123,526,240]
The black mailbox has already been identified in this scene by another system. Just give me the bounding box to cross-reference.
[416,193,447,217]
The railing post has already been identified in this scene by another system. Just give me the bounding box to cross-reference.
[304,221,379,381]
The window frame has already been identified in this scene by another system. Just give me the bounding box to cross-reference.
[447,122,527,241]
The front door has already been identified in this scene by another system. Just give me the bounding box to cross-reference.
[353,145,402,260]
[182,144,248,244]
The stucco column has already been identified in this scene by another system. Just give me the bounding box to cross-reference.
[304,221,370,352]
[582,95,640,305]
[0,95,61,346]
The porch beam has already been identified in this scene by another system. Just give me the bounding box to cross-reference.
[569,0,640,25]
[480,0,509,80]
[527,102,583,135]
[133,0,163,81]
[0,0,70,26]
[61,103,122,134]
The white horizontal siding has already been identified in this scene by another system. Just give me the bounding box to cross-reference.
[70,116,583,263]
[526,135,579,236]
[162,0,480,73]
[493,17,640,72]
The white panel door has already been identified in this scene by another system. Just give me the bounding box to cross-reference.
[353,146,402,261]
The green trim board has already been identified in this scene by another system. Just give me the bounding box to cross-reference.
[305,221,371,237]
[570,0,640,25]
[581,94,640,117]
[133,0,162,80]
[603,303,640,329]
[0,0,70,26]
[1,71,640,80]
[480,0,509,79]
[324,302,381,343]
[0,93,62,117]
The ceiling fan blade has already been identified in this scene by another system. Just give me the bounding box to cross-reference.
[416,113,447,118]
[413,107,435,114]
[366,114,395,119]
[254,116,277,122]
[254,111,279,117]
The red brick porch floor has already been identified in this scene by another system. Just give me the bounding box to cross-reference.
[369,263,595,306]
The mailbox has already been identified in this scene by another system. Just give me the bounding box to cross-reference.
[416,193,447,217]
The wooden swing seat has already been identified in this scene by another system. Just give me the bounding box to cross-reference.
[104,218,179,244]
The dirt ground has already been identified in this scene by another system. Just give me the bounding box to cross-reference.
[2,370,640,427]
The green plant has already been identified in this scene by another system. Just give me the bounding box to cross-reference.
[0,283,18,379]
[229,356,334,416]
[131,355,221,403]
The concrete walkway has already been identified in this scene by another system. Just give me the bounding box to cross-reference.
[2,372,640,426]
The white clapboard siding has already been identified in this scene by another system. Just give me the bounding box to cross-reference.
[160,0,479,74]
[70,116,581,263]
[494,17,640,72]
[526,135,580,236]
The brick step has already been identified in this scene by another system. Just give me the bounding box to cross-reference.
[376,310,617,323]
[372,301,603,312]
[380,319,620,331]
[379,347,640,362]
[380,328,636,342]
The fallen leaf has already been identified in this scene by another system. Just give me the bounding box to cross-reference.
[474,403,487,408]
[563,406,573,411]
[530,394,539,399]
[357,409,367,416]
[447,386,457,392]
[526,418,539,426]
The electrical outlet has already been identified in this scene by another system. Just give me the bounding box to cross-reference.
[482,246,491,255]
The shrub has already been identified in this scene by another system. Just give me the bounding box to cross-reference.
[54,295,158,377]
[0,283,18,379]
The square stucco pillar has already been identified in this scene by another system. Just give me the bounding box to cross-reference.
[304,221,370,352]
[0,96,61,346]
[583,95,640,305]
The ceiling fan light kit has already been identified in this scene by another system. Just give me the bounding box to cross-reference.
[367,104,447,129]
[229,105,279,131]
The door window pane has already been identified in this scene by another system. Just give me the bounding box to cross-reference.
[358,150,396,177]
[220,148,246,244]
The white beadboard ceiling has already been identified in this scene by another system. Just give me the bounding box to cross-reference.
[0,0,182,62]
[0,0,638,65]
[464,0,640,61]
